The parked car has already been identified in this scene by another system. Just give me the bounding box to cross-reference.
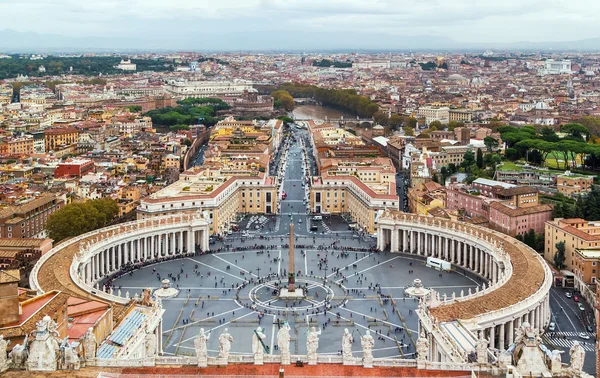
[578,303,585,311]
[573,295,579,302]
[548,322,556,331]
[586,325,594,333]
[578,332,590,340]
[565,292,572,298]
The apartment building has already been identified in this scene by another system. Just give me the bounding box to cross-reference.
[0,194,64,238]
[137,167,278,235]
[0,137,34,156]
[556,172,595,195]
[417,105,449,125]
[44,127,80,151]
[545,218,600,286]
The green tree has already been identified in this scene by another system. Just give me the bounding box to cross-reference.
[407,117,418,128]
[476,148,484,169]
[447,120,464,131]
[271,90,295,112]
[388,114,404,130]
[461,150,475,172]
[277,116,294,124]
[46,199,118,242]
[429,120,443,130]
[403,126,414,136]
[483,136,499,152]
[554,241,566,270]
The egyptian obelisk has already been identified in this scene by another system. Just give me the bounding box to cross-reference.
[288,218,295,291]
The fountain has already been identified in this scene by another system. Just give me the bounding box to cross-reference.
[404,278,431,298]
[153,278,179,299]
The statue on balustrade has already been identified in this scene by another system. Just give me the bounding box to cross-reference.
[475,331,489,364]
[27,315,61,371]
[569,341,585,373]
[341,328,353,362]
[0,335,10,369]
[252,326,267,365]
[361,330,375,368]
[9,334,28,370]
[58,337,80,370]
[218,328,233,361]
[141,288,154,307]
[145,332,157,358]
[415,331,429,362]
[277,321,291,365]
[306,326,321,364]
[82,328,96,361]
[194,328,210,367]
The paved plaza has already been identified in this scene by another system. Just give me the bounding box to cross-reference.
[109,130,481,359]
[111,237,481,358]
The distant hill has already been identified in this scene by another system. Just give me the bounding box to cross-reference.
[0,29,599,53]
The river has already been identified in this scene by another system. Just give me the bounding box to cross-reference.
[291,105,356,121]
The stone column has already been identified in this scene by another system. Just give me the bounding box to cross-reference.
[499,323,505,351]
[179,231,183,254]
[417,232,421,255]
[151,235,155,258]
[402,230,407,252]
[489,326,495,349]
[508,320,514,345]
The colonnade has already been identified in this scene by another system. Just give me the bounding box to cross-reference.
[81,228,209,286]
[377,224,551,355]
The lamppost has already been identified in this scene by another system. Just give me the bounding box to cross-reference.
[257,266,261,279]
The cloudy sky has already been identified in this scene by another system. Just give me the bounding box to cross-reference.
[1,0,599,49]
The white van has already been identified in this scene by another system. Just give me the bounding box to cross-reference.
[548,322,556,331]
[313,216,322,221]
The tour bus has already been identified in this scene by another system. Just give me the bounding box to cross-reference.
[426,257,451,271]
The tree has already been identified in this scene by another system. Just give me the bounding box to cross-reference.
[483,136,499,152]
[429,120,443,130]
[407,117,418,128]
[403,126,414,136]
[46,199,118,242]
[447,120,464,131]
[388,114,404,130]
[271,90,295,112]
[554,241,566,270]
[476,148,484,169]
[461,150,475,172]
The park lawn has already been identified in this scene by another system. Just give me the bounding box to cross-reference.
[498,161,521,171]
[544,151,583,169]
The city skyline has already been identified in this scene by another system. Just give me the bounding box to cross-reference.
[1,0,600,51]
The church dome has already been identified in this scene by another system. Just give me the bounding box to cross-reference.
[447,74,467,82]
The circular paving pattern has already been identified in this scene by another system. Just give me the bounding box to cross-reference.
[238,277,348,315]
[107,241,482,359]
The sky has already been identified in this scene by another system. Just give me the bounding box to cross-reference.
[1,0,599,50]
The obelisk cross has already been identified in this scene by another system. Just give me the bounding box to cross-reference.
[288,216,295,291]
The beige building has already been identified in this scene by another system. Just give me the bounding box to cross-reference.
[544,218,600,285]
[137,167,278,235]
[309,157,398,234]
[556,172,594,195]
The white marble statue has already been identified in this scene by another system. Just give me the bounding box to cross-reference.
[306,327,321,365]
[569,341,585,373]
[361,330,375,368]
[218,328,233,361]
[416,331,429,362]
[145,333,157,358]
[83,328,96,361]
[277,322,291,365]
[341,328,353,362]
[27,316,60,371]
[550,349,563,374]
[252,326,267,365]
[8,334,27,370]
[476,331,489,364]
[194,328,210,367]
[0,335,9,367]
[59,337,80,370]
